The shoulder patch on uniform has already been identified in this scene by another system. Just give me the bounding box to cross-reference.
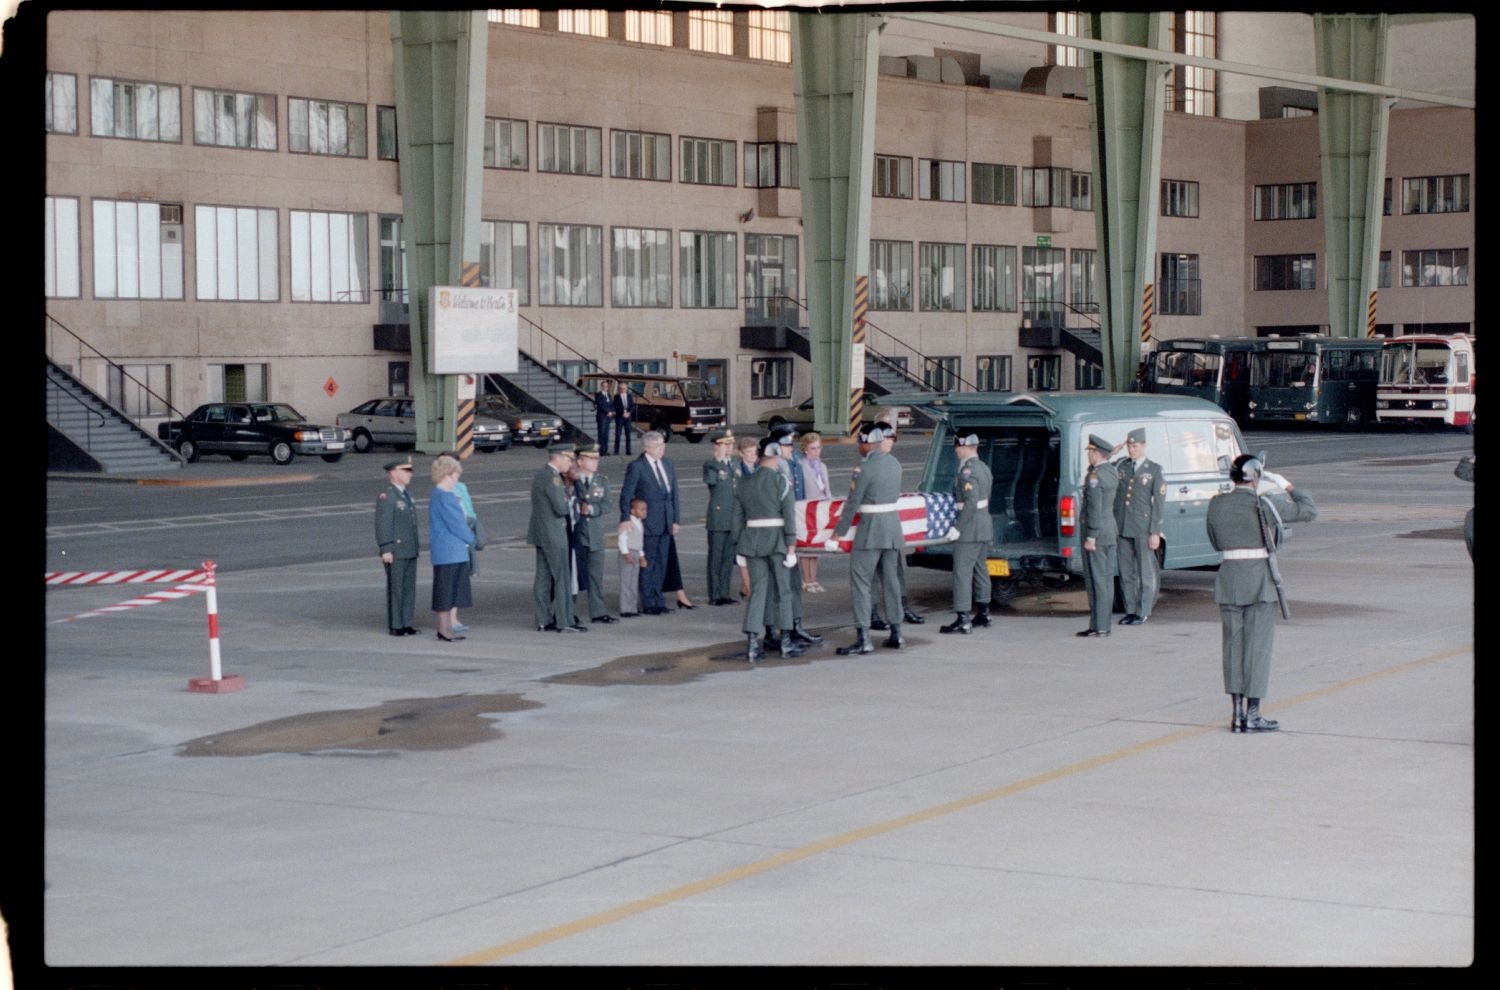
[1159,483,1167,495]
[377,492,388,500]
[552,476,562,486]
[1087,476,1098,488]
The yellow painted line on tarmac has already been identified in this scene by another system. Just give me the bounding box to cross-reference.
[447,643,1470,966]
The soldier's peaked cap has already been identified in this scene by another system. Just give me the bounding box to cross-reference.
[757,436,782,458]
[384,457,413,471]
[549,442,577,455]
[953,433,980,447]
[859,424,886,442]
[1087,434,1114,454]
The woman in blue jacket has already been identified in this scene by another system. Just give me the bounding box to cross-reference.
[428,454,475,641]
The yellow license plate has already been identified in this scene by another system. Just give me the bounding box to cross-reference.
[986,559,1010,577]
[1293,413,1306,420]
[539,427,554,435]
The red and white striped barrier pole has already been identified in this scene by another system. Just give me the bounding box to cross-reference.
[187,561,243,694]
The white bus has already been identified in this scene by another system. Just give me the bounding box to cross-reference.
[1376,334,1476,431]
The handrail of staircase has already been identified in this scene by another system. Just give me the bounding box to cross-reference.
[516,311,605,378]
[46,364,106,450]
[45,313,190,423]
[774,294,979,393]
[1057,299,1102,330]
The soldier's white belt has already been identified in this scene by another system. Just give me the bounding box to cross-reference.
[746,518,785,528]
[1221,548,1269,560]
[860,502,900,513]
[955,499,989,510]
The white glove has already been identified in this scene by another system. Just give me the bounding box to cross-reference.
[1259,470,1289,491]
[735,554,747,568]
[782,550,797,568]
[823,539,840,552]
[945,526,960,542]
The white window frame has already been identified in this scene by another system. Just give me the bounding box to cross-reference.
[538,222,603,306]
[870,239,913,311]
[679,231,737,309]
[45,196,82,298]
[538,122,602,176]
[625,10,672,46]
[558,9,607,37]
[90,76,181,142]
[289,210,369,303]
[751,357,793,400]
[485,117,528,170]
[209,363,268,403]
[611,227,672,308]
[192,87,277,150]
[46,72,78,135]
[681,136,736,186]
[1402,174,1470,215]
[747,9,791,63]
[194,205,279,301]
[107,363,173,418]
[918,242,965,312]
[1401,249,1469,288]
[972,162,1017,206]
[611,129,671,182]
[1161,178,1200,218]
[688,9,734,54]
[972,244,1017,313]
[480,219,530,306]
[488,10,540,28]
[975,355,1012,392]
[288,96,367,158]
[92,199,185,300]
[874,154,913,199]
[918,158,965,202]
[377,105,399,161]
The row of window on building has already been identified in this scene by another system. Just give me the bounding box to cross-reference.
[42,197,1470,311]
[487,9,792,62]
[1254,175,1471,219]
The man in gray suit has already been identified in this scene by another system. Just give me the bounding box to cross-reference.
[940,433,995,635]
[1077,434,1119,638]
[1113,427,1167,625]
[1207,454,1317,732]
[733,437,803,661]
[529,443,585,633]
[826,423,905,654]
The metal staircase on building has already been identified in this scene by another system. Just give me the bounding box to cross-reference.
[484,314,606,445]
[46,359,184,473]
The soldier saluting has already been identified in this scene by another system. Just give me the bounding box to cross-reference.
[1077,434,1119,638]
[1113,427,1166,625]
[940,433,994,635]
[827,423,905,655]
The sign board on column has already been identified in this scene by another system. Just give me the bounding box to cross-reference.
[851,342,866,390]
[457,373,476,400]
[428,286,519,373]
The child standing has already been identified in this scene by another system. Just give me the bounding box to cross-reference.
[618,496,648,617]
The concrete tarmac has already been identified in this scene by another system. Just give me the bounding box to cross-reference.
[38,435,1475,978]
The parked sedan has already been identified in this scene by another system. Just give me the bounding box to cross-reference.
[336,397,512,453]
[757,394,913,433]
[477,392,563,447]
[158,403,351,465]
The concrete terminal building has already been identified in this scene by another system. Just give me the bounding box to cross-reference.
[42,9,1473,436]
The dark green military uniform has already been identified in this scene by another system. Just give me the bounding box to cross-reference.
[527,451,575,630]
[1114,428,1167,623]
[1080,435,1119,636]
[733,460,796,637]
[834,438,904,640]
[702,431,738,604]
[573,449,611,621]
[1207,479,1317,702]
[374,461,419,634]
[949,442,994,615]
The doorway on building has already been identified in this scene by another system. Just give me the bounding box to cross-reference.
[686,358,727,409]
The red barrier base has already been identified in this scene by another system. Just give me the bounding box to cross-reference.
[188,674,245,694]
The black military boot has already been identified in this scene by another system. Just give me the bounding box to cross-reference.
[939,612,972,635]
[792,620,823,645]
[1245,698,1279,732]
[836,628,875,655]
[1230,693,1245,733]
[868,611,890,631]
[902,599,925,625]
[746,633,764,663]
[883,623,905,649]
[765,625,780,644]
[779,632,806,658]
[972,604,993,628]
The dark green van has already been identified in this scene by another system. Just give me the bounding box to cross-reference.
[904,392,1248,602]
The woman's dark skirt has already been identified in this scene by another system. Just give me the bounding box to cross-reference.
[431,561,473,611]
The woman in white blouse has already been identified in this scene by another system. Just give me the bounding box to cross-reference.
[797,431,831,592]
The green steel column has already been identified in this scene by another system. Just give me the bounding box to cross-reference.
[390,10,488,453]
[1315,14,1391,339]
[791,13,882,436]
[1087,12,1167,392]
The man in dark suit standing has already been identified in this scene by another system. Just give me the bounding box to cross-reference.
[618,430,678,614]
[593,379,614,452]
[612,380,636,456]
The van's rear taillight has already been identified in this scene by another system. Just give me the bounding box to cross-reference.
[1059,495,1077,536]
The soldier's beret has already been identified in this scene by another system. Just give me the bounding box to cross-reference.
[710,430,735,443]
[757,436,782,458]
[384,458,413,471]
[953,433,980,447]
[1088,434,1114,454]
[1126,428,1147,445]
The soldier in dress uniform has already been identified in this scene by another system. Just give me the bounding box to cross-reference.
[940,433,994,635]
[529,443,586,633]
[702,430,738,606]
[572,444,617,625]
[869,425,927,629]
[1077,434,1119,638]
[733,437,804,661]
[1207,454,1317,732]
[374,456,419,636]
[768,425,822,648]
[827,423,905,654]
[1113,427,1167,625]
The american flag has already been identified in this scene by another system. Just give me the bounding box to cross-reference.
[796,492,958,551]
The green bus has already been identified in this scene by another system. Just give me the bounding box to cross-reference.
[1145,337,1258,423]
[1246,335,1382,429]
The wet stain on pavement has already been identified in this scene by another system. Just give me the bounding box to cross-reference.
[1160,586,1371,620]
[1396,526,1464,541]
[545,631,870,687]
[178,692,540,757]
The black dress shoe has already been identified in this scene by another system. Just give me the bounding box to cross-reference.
[402,627,419,635]
[619,612,639,618]
[712,598,735,606]
[539,623,560,632]
[1118,614,1140,625]
[389,629,405,637]
[883,631,905,649]
[592,615,619,624]
[677,600,697,610]
[645,606,670,615]
[1076,629,1109,638]
[902,608,926,625]
[564,622,589,633]
[436,632,465,642]
[868,616,890,631]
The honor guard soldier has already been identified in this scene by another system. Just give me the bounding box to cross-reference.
[529,443,586,632]
[828,423,906,654]
[702,430,739,605]
[868,425,926,629]
[733,436,803,661]
[1207,454,1317,732]
[940,433,994,635]
[374,456,419,636]
[769,424,822,648]
[573,444,617,624]
[1113,427,1167,625]
[1077,434,1119,638]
